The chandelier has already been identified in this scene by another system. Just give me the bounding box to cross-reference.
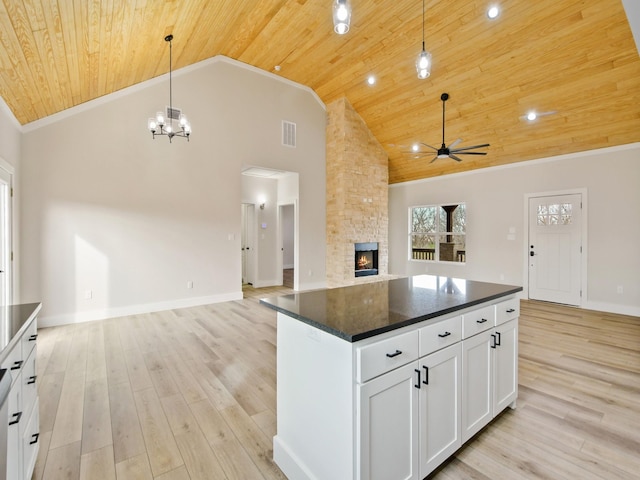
[147,35,191,142]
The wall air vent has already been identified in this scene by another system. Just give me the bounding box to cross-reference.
[282,121,296,148]
[166,106,182,120]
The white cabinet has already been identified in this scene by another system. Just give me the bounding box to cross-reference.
[1,313,39,480]
[358,319,463,480]
[461,314,518,443]
[358,360,420,480]
[418,343,461,478]
[273,295,519,480]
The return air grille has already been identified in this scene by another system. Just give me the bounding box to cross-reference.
[282,121,296,147]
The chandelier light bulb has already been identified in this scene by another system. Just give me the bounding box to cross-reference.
[179,114,188,127]
[148,118,157,132]
[156,112,165,126]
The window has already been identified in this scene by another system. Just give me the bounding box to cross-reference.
[410,203,466,263]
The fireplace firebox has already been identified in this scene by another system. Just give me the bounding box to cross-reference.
[354,242,379,277]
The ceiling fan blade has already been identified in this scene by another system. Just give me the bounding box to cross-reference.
[449,154,463,162]
[420,143,438,151]
[448,138,462,149]
[455,151,487,155]
[452,143,490,152]
[429,155,439,163]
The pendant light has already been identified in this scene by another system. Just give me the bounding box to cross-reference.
[415,0,432,79]
[147,35,191,142]
[333,0,352,35]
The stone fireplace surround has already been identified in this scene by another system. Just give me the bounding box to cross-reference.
[326,97,389,287]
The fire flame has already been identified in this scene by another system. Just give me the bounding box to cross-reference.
[357,254,371,269]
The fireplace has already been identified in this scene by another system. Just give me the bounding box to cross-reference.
[355,242,379,277]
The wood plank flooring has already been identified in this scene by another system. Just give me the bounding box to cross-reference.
[33,291,639,479]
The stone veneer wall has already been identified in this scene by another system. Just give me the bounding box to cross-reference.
[326,97,389,287]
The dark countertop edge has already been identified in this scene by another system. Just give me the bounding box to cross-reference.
[0,302,42,363]
[260,287,522,343]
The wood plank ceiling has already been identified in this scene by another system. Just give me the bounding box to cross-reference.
[0,0,638,183]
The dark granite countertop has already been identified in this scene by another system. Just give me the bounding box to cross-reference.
[260,275,522,342]
[0,303,42,361]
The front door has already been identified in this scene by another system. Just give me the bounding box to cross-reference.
[528,193,582,306]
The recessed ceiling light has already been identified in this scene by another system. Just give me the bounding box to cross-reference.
[487,5,500,19]
[274,65,281,72]
[412,144,420,152]
[367,75,376,86]
[526,111,537,121]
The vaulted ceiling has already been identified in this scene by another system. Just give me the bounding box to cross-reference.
[1,0,638,183]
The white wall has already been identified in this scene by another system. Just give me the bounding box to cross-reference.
[389,144,640,316]
[20,57,326,326]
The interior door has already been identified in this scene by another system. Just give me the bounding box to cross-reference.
[528,194,582,305]
[241,203,255,285]
[0,167,11,306]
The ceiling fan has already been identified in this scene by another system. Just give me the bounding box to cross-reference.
[413,93,490,163]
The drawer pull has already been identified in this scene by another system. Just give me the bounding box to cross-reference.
[491,334,497,349]
[422,365,429,385]
[386,350,403,358]
[27,375,37,385]
[9,411,22,426]
[11,360,23,370]
[29,334,38,341]
[506,308,516,313]
[30,433,39,445]
[438,331,451,338]
[476,318,488,324]
[415,369,421,389]
[495,331,502,346]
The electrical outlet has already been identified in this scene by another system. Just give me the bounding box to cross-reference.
[187,281,193,289]
[617,285,623,294]
[84,290,92,300]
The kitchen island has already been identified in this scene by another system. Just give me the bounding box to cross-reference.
[261,275,522,480]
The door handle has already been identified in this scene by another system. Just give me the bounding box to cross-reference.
[530,251,535,256]
[415,369,421,389]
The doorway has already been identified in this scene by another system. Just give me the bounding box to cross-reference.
[279,204,295,288]
[0,165,11,307]
[241,203,255,285]
[527,192,584,306]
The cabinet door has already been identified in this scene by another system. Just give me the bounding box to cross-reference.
[7,372,23,480]
[358,361,420,480]
[461,329,492,443]
[493,319,518,413]
[418,343,461,479]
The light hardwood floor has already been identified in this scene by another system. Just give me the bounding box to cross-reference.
[33,290,640,479]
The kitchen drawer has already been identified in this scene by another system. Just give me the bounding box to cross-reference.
[21,318,38,360]
[462,305,496,339]
[495,298,519,325]
[420,315,462,357]
[357,330,419,383]
[1,343,22,388]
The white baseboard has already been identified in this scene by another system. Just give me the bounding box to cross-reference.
[38,292,243,328]
[273,436,316,480]
[583,300,640,317]
[252,279,281,288]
